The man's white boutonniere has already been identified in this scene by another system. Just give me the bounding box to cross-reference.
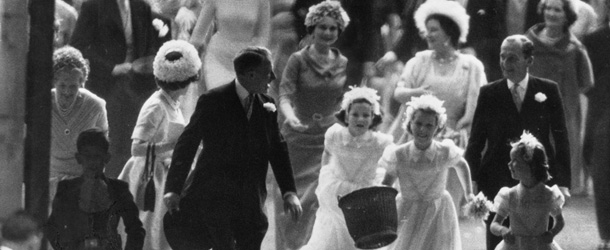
[152,18,169,37]
[535,92,547,103]
[263,102,276,112]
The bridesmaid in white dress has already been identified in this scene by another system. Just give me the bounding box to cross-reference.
[301,87,393,250]
[490,132,565,250]
[119,40,201,250]
[379,94,473,250]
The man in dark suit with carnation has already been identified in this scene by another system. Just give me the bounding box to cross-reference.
[465,35,571,250]
[164,47,302,250]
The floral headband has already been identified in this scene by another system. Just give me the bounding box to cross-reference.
[512,131,542,162]
[341,86,381,114]
[153,40,202,83]
[304,0,350,31]
[403,94,447,130]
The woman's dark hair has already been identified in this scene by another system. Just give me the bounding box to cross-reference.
[77,127,110,153]
[156,76,198,92]
[538,0,578,32]
[515,143,552,183]
[335,98,383,129]
[426,14,461,48]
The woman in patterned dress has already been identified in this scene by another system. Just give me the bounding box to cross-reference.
[50,46,108,203]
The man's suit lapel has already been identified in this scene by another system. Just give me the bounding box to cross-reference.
[520,77,547,123]
[497,79,521,116]
[521,77,538,113]
[106,0,126,41]
[224,81,250,123]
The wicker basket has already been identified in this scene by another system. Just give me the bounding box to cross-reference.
[338,186,398,249]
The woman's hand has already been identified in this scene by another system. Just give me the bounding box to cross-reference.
[414,84,431,96]
[502,229,516,245]
[112,62,132,76]
[284,117,308,132]
[376,51,397,69]
[164,192,180,214]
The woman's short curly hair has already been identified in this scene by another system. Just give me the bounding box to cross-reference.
[304,0,350,34]
[538,0,577,32]
[335,98,383,130]
[53,46,90,86]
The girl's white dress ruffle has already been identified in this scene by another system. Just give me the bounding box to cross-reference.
[493,183,565,250]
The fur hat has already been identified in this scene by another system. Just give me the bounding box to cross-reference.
[153,40,202,83]
[414,0,470,43]
[304,0,350,31]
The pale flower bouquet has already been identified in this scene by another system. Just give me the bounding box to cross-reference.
[462,192,494,221]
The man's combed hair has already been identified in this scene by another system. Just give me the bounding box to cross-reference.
[233,47,272,75]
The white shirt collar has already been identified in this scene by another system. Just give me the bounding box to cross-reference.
[340,127,373,148]
[235,79,250,102]
[409,141,437,162]
[1,246,14,250]
[160,89,180,111]
[507,73,529,91]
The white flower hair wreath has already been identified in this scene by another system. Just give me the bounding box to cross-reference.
[403,94,448,130]
[304,0,350,31]
[341,86,381,115]
[512,131,542,162]
[414,0,470,43]
[153,40,202,83]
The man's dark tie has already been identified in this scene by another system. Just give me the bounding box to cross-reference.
[244,93,256,119]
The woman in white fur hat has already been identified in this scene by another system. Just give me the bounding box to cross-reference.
[119,40,201,250]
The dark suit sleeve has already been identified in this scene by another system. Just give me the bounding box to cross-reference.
[70,0,116,78]
[46,181,68,250]
[265,97,297,195]
[546,82,571,188]
[115,181,145,250]
[134,1,157,58]
[165,96,207,194]
[464,85,490,181]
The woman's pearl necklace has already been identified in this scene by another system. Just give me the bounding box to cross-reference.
[434,51,457,64]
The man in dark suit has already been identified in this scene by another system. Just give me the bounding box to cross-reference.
[582,15,610,248]
[464,0,543,82]
[164,47,302,250]
[465,35,571,250]
[70,0,170,177]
